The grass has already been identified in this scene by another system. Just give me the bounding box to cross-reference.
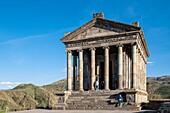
[156,85,170,98]
[0,111,5,113]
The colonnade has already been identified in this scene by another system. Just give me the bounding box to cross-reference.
[66,43,144,91]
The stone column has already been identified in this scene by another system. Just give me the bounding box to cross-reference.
[132,43,137,89]
[128,54,131,89]
[67,50,72,91]
[103,46,110,90]
[73,55,77,90]
[136,50,139,89]
[144,62,146,91]
[118,45,123,89]
[78,49,84,91]
[90,48,96,90]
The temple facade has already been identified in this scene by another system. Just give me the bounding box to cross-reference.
[61,13,150,104]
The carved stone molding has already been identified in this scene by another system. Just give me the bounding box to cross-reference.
[89,47,96,51]
[116,43,124,47]
[66,50,72,53]
[77,49,83,52]
[131,42,137,46]
[66,36,136,48]
[102,46,110,49]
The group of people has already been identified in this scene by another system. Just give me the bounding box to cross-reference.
[95,79,123,107]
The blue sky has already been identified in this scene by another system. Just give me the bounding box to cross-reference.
[0,0,170,89]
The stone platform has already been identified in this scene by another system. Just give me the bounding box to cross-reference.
[64,90,141,111]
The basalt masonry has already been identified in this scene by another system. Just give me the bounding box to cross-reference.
[60,13,150,108]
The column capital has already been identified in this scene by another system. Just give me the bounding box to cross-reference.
[66,50,72,53]
[103,46,110,49]
[89,47,96,51]
[116,43,124,47]
[77,49,83,52]
[131,42,137,46]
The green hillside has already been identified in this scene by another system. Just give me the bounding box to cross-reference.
[147,75,170,99]
[43,79,67,93]
[0,75,169,111]
[0,84,58,111]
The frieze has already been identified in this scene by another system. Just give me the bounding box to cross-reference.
[67,36,136,48]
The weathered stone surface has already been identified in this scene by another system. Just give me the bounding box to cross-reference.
[65,91,142,110]
[61,13,150,109]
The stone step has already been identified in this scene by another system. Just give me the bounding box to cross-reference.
[65,90,140,110]
[71,102,108,105]
[86,95,110,99]
[66,106,141,110]
[66,98,82,102]
[68,96,84,98]
[71,91,117,96]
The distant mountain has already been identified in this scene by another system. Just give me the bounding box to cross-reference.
[147,75,170,99]
[43,79,67,93]
[0,75,169,111]
[0,84,58,111]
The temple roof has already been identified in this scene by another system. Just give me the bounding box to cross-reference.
[61,18,141,43]
[60,13,150,57]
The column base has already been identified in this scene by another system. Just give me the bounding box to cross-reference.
[90,89,95,91]
[104,89,110,91]
[67,90,72,92]
[79,89,84,92]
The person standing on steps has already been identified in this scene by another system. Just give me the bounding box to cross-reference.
[118,94,123,107]
[95,78,99,91]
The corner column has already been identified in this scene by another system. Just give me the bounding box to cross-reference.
[103,46,110,90]
[78,49,84,91]
[132,43,137,88]
[118,45,123,89]
[90,48,96,90]
[67,50,72,91]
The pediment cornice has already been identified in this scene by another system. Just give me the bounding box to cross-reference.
[61,18,141,43]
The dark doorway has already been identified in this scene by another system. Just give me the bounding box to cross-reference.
[99,61,113,90]
[109,61,113,90]
[99,62,104,89]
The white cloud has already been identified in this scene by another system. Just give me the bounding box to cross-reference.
[0,82,21,85]
[147,61,154,65]
[0,82,21,90]
[7,85,13,88]
[61,68,67,73]
[0,33,51,46]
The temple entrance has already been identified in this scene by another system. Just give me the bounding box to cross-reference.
[99,62,104,89]
[99,61,113,90]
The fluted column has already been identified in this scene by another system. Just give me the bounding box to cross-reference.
[103,46,110,90]
[90,48,96,90]
[78,49,84,91]
[73,55,77,90]
[132,43,137,88]
[118,45,123,89]
[67,50,72,91]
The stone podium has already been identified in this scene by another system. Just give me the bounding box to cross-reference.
[61,13,150,105]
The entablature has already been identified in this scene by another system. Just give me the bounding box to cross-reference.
[66,35,137,51]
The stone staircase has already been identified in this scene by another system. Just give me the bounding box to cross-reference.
[65,90,141,110]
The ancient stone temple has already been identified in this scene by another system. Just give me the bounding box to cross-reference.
[60,13,150,109]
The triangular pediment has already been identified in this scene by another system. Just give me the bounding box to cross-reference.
[61,18,141,43]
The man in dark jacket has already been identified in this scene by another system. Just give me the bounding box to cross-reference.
[118,94,123,107]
